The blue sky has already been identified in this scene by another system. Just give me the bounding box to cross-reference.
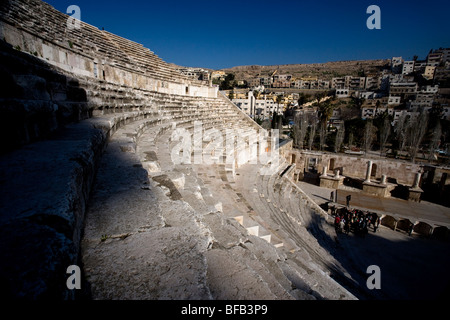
[44,0,450,70]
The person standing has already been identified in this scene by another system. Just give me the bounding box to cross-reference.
[346,194,351,207]
[408,223,414,236]
[374,216,381,233]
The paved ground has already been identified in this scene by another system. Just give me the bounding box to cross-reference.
[295,180,450,299]
[297,182,450,227]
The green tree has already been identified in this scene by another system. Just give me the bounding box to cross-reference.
[219,73,236,90]
[297,93,310,107]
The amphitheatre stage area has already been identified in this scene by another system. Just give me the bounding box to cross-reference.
[0,0,449,302]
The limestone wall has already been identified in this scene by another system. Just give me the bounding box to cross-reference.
[319,154,421,185]
[286,150,423,186]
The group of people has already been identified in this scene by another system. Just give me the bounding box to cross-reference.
[333,208,381,237]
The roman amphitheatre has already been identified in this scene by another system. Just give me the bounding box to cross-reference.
[0,0,449,300]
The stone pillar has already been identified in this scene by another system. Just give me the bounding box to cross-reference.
[380,174,387,185]
[412,172,421,189]
[322,165,328,177]
[364,160,373,183]
[335,169,340,178]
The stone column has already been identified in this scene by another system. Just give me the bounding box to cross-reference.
[322,165,328,177]
[412,172,421,189]
[380,174,387,185]
[335,169,340,179]
[364,160,373,183]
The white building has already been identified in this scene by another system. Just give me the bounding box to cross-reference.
[335,88,350,98]
[362,106,394,119]
[391,57,403,74]
[232,92,281,119]
[402,61,415,75]
[421,85,439,94]
[388,95,401,105]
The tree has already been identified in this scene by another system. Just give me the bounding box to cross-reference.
[315,91,327,105]
[271,111,283,131]
[348,132,354,148]
[317,100,334,125]
[307,114,317,150]
[379,116,391,156]
[363,120,376,153]
[297,93,310,107]
[408,111,428,163]
[276,94,284,108]
[293,113,308,149]
[271,111,278,129]
[220,73,236,90]
[335,122,345,153]
[319,122,327,151]
[428,120,442,163]
[395,113,408,152]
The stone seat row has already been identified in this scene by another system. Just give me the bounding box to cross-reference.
[90,117,327,300]
[1,3,134,69]
[101,30,197,83]
[104,98,282,248]
[247,160,331,258]
[106,116,355,300]
[1,1,198,84]
[230,160,360,299]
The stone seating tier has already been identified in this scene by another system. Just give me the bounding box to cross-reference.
[0,0,360,300]
[0,0,202,85]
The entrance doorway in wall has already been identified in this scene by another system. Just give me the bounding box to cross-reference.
[307,158,317,173]
[329,158,336,171]
[371,163,377,177]
[186,86,189,95]
[291,154,296,164]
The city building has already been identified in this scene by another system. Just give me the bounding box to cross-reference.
[427,51,443,66]
[365,75,380,90]
[362,106,394,119]
[424,66,436,80]
[391,56,403,74]
[345,76,366,90]
[260,76,273,87]
[402,61,415,75]
[272,74,292,88]
[414,60,427,73]
[335,88,350,98]
[178,68,210,81]
[332,77,346,89]
[388,95,401,105]
[232,91,281,119]
[248,78,261,88]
